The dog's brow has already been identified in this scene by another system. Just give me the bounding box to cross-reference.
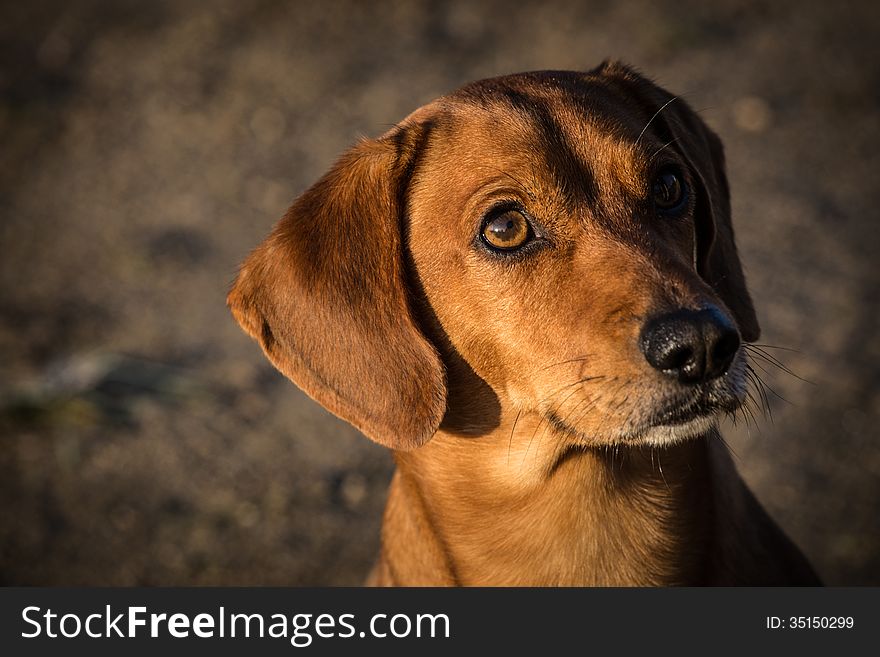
[469,167,537,201]
[470,87,599,207]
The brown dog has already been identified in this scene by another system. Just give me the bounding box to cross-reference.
[228,62,820,586]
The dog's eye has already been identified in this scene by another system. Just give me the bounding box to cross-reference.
[481,209,530,251]
[652,169,687,212]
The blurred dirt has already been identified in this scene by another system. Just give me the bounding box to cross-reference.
[1,0,878,585]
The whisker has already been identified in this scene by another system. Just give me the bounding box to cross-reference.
[649,137,681,162]
[744,344,813,384]
[740,400,759,433]
[737,405,752,440]
[743,384,761,413]
[537,355,594,372]
[536,374,606,406]
[520,390,583,467]
[748,343,801,354]
[746,393,765,431]
[523,400,572,470]
[635,97,678,147]
[749,366,790,405]
[745,367,771,415]
[744,347,791,374]
[746,382,771,423]
[726,408,738,428]
[754,371,774,418]
[563,399,599,436]
[521,415,543,468]
[747,363,791,411]
[569,394,603,434]
[591,380,630,440]
[558,379,626,447]
[520,373,612,469]
[549,378,595,416]
[746,355,779,379]
[656,449,669,490]
[507,408,522,467]
[557,387,597,435]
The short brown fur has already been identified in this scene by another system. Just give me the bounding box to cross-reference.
[228,62,820,586]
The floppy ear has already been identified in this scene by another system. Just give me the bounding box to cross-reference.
[595,62,760,342]
[227,124,447,450]
[667,110,761,342]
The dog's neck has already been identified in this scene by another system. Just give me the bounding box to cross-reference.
[379,414,720,586]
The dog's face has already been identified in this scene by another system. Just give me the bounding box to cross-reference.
[228,63,759,451]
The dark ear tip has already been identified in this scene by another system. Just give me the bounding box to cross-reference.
[741,326,761,344]
[738,316,761,344]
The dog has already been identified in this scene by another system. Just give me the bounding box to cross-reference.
[227,62,821,586]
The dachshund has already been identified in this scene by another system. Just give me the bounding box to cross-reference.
[228,61,820,585]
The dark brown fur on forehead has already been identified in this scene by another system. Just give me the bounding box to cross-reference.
[425,65,686,219]
[448,64,675,142]
[449,74,599,202]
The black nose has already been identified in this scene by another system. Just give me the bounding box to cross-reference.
[639,308,741,384]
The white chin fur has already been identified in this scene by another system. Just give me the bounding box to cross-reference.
[638,414,719,447]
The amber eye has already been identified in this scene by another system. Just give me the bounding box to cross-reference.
[481,209,530,251]
[652,169,687,212]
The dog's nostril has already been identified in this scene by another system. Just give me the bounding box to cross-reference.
[713,332,739,363]
[659,344,695,372]
[707,327,741,378]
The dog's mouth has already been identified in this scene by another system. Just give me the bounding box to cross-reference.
[630,381,745,445]
[542,352,749,447]
[545,377,746,448]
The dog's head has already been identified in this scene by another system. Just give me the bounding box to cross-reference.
[228,62,759,451]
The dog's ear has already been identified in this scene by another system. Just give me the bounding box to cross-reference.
[666,107,761,342]
[227,123,447,450]
[595,62,760,342]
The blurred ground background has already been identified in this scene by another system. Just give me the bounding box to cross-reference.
[1,0,878,585]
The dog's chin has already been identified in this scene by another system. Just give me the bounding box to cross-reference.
[635,412,720,447]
